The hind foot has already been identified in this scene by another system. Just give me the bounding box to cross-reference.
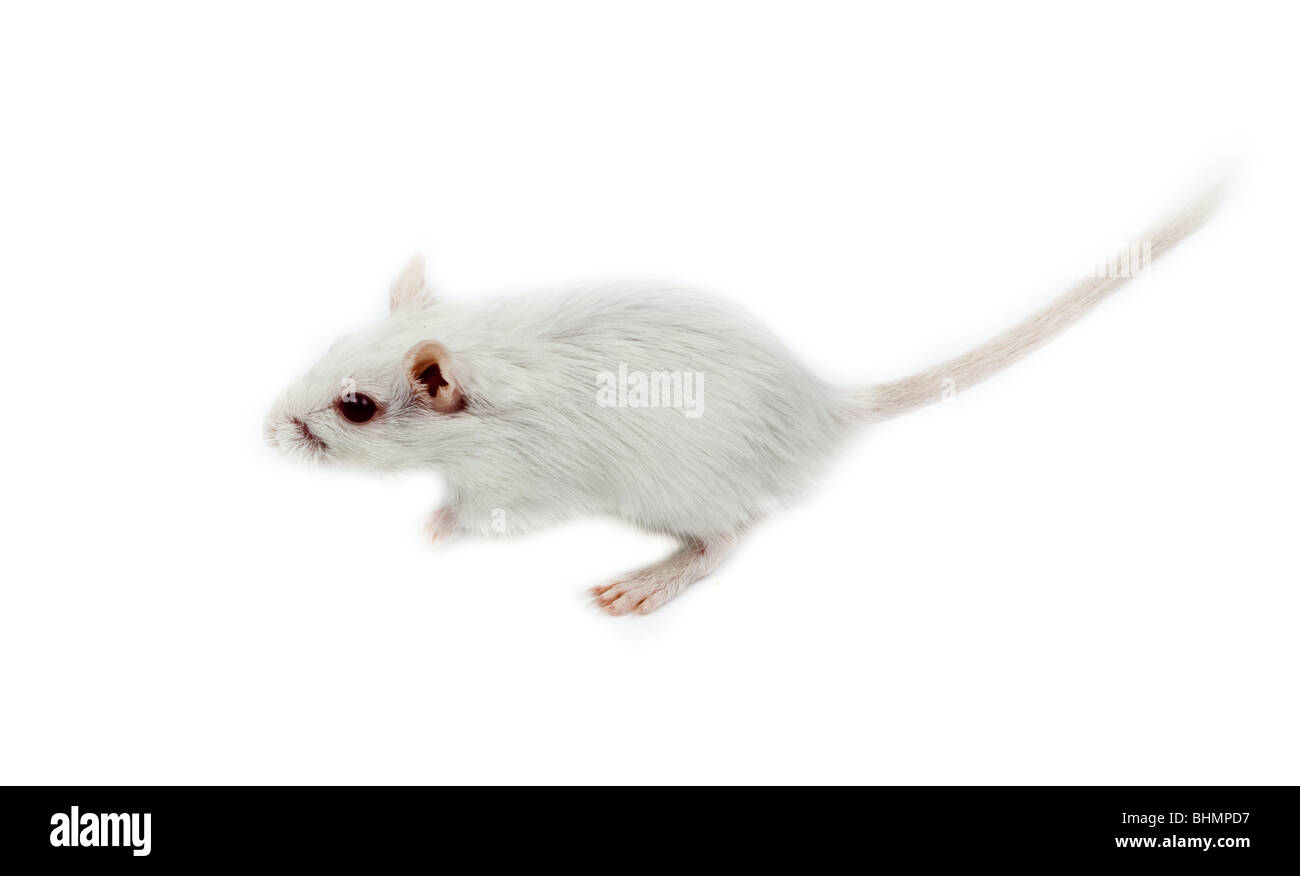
[590,534,737,616]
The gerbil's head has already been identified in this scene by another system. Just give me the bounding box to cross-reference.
[264,255,467,469]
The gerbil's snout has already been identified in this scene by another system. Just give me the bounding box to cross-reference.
[262,411,281,448]
[263,407,329,461]
[290,417,326,450]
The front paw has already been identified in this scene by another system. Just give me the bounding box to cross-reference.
[423,507,460,545]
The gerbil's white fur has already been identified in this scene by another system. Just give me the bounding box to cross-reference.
[266,183,1224,615]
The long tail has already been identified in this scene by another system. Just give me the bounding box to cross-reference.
[860,180,1229,422]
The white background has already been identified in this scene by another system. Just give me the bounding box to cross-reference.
[2,2,1296,784]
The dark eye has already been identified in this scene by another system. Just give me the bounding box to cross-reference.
[336,392,377,424]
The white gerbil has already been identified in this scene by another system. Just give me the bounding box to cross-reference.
[266,184,1225,615]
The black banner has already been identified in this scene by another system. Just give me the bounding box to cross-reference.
[0,786,1293,866]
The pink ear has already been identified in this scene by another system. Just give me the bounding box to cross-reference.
[389,254,435,312]
[403,340,465,413]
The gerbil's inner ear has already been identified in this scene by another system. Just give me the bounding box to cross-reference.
[403,340,464,413]
[389,254,435,312]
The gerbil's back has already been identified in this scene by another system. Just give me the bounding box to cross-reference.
[444,284,850,537]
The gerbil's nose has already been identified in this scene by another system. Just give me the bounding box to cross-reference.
[263,414,282,447]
